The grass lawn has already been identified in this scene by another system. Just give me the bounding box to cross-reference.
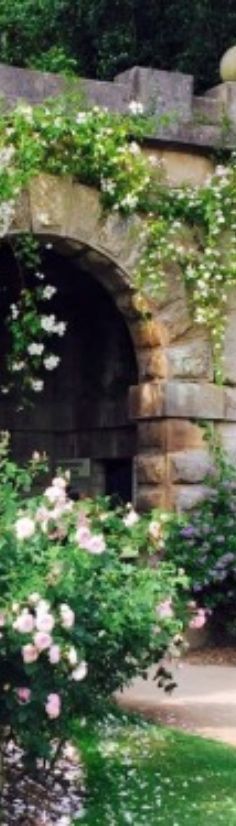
[74,712,236,825]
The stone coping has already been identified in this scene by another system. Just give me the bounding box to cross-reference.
[0,62,235,151]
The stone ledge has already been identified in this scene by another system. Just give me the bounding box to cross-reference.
[129,381,224,420]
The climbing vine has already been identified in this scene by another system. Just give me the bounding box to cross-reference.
[0,93,235,396]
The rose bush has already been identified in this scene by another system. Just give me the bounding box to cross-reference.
[0,433,189,773]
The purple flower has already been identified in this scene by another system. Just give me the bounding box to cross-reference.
[181,526,196,539]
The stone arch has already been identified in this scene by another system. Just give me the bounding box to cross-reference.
[7,173,226,511]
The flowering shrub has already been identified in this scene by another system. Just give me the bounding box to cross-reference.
[163,447,236,640]
[0,433,188,771]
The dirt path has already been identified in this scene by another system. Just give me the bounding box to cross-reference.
[117,663,236,746]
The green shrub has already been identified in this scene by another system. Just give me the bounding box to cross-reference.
[0,433,188,770]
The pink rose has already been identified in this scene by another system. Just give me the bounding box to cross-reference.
[45,692,61,719]
[16,687,31,704]
[48,644,61,664]
[22,643,38,664]
[35,612,55,633]
[156,599,173,619]
[15,516,35,540]
[34,631,52,651]
[189,609,207,630]
[59,604,75,629]
[14,610,35,634]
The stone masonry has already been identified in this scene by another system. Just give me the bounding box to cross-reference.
[2,62,236,509]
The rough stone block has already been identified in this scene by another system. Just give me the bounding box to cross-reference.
[173,484,212,511]
[65,182,102,244]
[165,420,205,451]
[167,335,213,380]
[115,66,193,123]
[139,349,168,380]
[138,419,204,451]
[168,449,213,483]
[10,190,31,232]
[143,146,215,186]
[224,388,236,421]
[130,319,168,348]
[158,298,192,342]
[165,381,224,420]
[215,422,236,462]
[136,485,167,511]
[29,173,72,235]
[136,455,166,484]
[129,383,165,420]
[205,82,236,125]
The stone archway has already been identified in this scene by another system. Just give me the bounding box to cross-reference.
[6,172,228,511]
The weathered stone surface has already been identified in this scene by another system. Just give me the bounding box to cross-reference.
[143,146,215,186]
[136,455,166,484]
[130,319,168,348]
[139,349,167,380]
[165,381,224,419]
[138,419,204,451]
[129,382,165,420]
[168,449,213,483]
[173,484,213,511]
[10,190,31,232]
[136,485,167,511]
[65,183,102,245]
[115,66,193,123]
[97,212,142,272]
[29,174,72,235]
[215,423,236,461]
[165,420,205,451]
[205,82,236,125]
[224,388,236,421]
[158,298,192,341]
[167,334,213,380]
[130,381,224,420]
[223,311,236,385]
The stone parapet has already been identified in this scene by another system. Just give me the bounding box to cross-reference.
[0,61,236,151]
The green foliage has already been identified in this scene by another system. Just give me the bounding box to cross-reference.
[0,434,188,768]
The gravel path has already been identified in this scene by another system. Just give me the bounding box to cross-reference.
[117,663,236,746]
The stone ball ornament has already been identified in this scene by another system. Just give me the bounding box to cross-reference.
[220,46,236,82]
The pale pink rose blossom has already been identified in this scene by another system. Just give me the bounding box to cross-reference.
[75,526,106,554]
[34,631,52,651]
[70,661,88,681]
[45,692,61,719]
[44,485,66,505]
[35,612,55,633]
[16,687,31,703]
[22,643,39,663]
[52,476,67,489]
[15,516,35,540]
[156,599,173,619]
[189,609,207,630]
[14,611,35,633]
[60,604,75,629]
[123,509,139,528]
[48,644,61,664]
